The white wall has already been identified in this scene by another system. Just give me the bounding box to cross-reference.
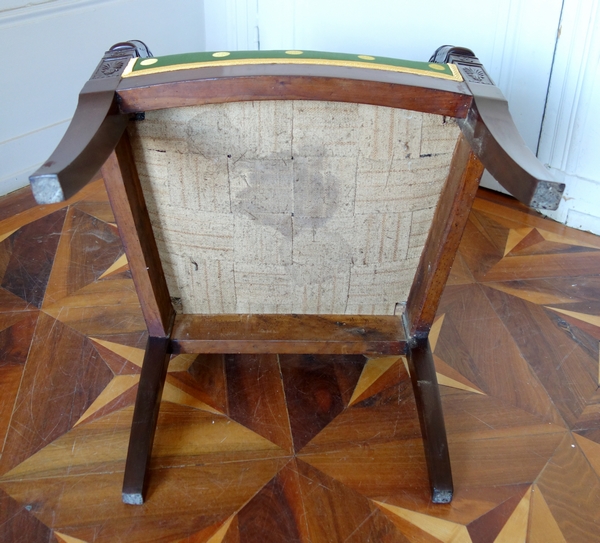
[0,0,205,196]
[205,0,562,156]
[538,0,600,235]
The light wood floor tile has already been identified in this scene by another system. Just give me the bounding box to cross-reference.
[0,185,599,541]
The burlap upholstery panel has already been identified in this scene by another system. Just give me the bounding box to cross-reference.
[128,100,460,315]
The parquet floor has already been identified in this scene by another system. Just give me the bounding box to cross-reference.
[1,178,600,542]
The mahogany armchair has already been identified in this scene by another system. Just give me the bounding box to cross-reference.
[30,41,564,505]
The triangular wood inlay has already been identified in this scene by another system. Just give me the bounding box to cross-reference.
[504,227,534,256]
[54,532,90,543]
[74,375,140,426]
[349,356,400,405]
[162,380,223,414]
[492,486,532,542]
[90,338,145,367]
[374,501,471,542]
[545,306,600,328]
[528,485,567,543]
[98,253,128,279]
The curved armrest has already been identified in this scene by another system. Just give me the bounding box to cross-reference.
[29,41,151,204]
[432,46,565,210]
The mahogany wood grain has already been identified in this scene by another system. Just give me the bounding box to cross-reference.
[101,135,174,338]
[459,82,564,210]
[122,335,171,505]
[405,133,485,338]
[406,337,453,503]
[170,314,407,356]
[117,70,472,118]
[29,79,129,204]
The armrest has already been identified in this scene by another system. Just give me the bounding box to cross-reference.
[431,46,565,210]
[29,41,151,204]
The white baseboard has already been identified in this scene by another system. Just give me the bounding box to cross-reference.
[0,120,69,197]
[542,171,600,235]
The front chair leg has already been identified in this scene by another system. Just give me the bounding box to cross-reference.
[406,337,453,503]
[122,335,171,505]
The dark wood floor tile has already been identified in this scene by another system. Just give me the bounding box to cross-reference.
[43,207,124,308]
[1,209,66,308]
[279,354,366,452]
[450,433,563,490]
[330,354,369,406]
[1,458,287,543]
[475,188,545,218]
[474,196,600,246]
[0,364,24,456]
[0,311,39,453]
[484,278,588,306]
[295,459,411,542]
[0,236,12,285]
[225,354,293,453]
[466,484,530,543]
[437,284,565,426]
[442,389,566,488]
[149,403,289,470]
[184,354,228,414]
[468,209,513,254]
[0,486,54,543]
[482,251,600,282]
[446,251,475,286]
[237,460,307,543]
[483,285,598,428]
[0,313,113,475]
[300,379,429,497]
[0,310,38,364]
[544,307,600,367]
[0,186,37,223]
[535,433,600,543]
[457,216,505,280]
[442,388,565,437]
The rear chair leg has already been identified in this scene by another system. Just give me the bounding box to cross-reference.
[406,337,453,503]
[122,336,171,505]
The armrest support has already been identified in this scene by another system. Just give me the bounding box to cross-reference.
[431,46,565,210]
[29,41,151,204]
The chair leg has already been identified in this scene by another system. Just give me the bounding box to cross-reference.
[406,337,453,503]
[122,335,171,505]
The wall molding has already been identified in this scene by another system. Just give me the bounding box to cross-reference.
[538,0,598,171]
[538,0,600,233]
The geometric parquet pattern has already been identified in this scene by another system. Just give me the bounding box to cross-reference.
[1,178,599,542]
